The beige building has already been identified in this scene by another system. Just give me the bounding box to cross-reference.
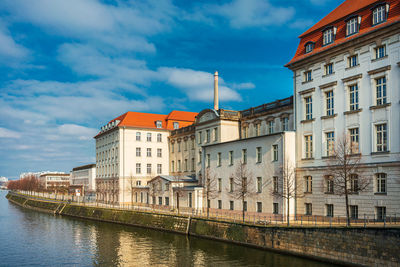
[39,173,70,191]
[285,0,400,219]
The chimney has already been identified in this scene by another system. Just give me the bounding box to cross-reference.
[214,71,219,110]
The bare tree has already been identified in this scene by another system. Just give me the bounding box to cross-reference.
[230,162,256,222]
[271,159,303,226]
[173,173,185,215]
[203,168,219,218]
[326,133,369,226]
[148,180,159,209]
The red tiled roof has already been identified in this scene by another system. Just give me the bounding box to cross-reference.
[95,110,198,137]
[286,0,400,67]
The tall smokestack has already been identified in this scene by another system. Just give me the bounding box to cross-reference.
[214,71,219,110]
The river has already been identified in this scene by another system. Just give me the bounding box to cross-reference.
[0,191,338,267]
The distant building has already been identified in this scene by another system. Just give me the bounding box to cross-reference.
[0,177,8,188]
[70,164,96,196]
[39,173,70,191]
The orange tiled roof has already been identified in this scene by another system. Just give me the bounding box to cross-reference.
[166,110,198,122]
[286,0,400,67]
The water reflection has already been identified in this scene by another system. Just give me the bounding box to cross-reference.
[0,191,337,267]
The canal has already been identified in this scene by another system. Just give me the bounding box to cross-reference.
[0,191,338,267]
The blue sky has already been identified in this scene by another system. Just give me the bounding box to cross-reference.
[0,0,341,179]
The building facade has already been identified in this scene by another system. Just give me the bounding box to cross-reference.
[70,164,96,196]
[286,0,400,219]
[39,173,70,191]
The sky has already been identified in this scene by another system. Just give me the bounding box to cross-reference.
[0,0,342,179]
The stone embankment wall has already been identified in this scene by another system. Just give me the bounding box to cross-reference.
[7,193,400,267]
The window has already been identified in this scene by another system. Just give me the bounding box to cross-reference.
[243,177,247,192]
[242,126,249,138]
[184,140,188,151]
[350,174,359,193]
[178,142,181,152]
[173,122,179,129]
[346,17,358,36]
[257,177,262,193]
[157,148,162,157]
[157,133,162,142]
[157,164,162,174]
[305,96,312,120]
[304,70,312,82]
[282,117,289,131]
[268,120,274,134]
[206,130,210,143]
[255,123,261,136]
[229,178,234,192]
[188,193,192,208]
[147,148,152,157]
[198,151,202,164]
[171,161,175,172]
[376,123,387,152]
[348,55,358,67]
[217,152,221,166]
[136,181,141,186]
[273,145,278,161]
[177,160,181,172]
[376,173,387,193]
[256,147,262,163]
[191,138,195,150]
[304,135,313,159]
[326,204,334,217]
[147,164,151,174]
[256,202,262,213]
[323,28,334,45]
[218,200,222,209]
[218,178,222,192]
[305,42,314,53]
[376,77,387,106]
[305,176,312,193]
[349,128,359,154]
[136,132,141,141]
[349,84,359,111]
[242,149,247,164]
[373,5,386,25]
[325,63,333,75]
[273,203,278,214]
[171,143,174,153]
[243,201,247,212]
[136,147,141,157]
[350,205,358,219]
[156,121,162,128]
[158,197,162,205]
[198,131,202,144]
[326,131,335,156]
[147,133,152,142]
[305,203,312,215]
[136,163,141,174]
[213,128,218,141]
[191,158,195,171]
[375,45,386,59]
[184,159,188,171]
[165,197,169,206]
[326,176,334,193]
[326,91,334,116]
[206,154,210,168]
[376,206,386,221]
[273,176,278,193]
[165,183,169,191]
[230,201,234,210]
[229,151,233,165]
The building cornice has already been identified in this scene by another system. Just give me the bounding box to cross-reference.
[342,74,362,83]
[367,65,391,75]
[299,87,315,95]
[319,81,337,89]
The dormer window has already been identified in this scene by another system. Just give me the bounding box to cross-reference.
[173,122,179,129]
[323,27,335,46]
[156,120,162,128]
[305,42,315,54]
[346,17,359,36]
[373,5,387,25]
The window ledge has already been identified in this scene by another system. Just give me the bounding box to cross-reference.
[300,118,315,124]
[322,72,335,78]
[321,114,337,120]
[345,64,360,71]
[324,192,334,194]
[302,157,314,161]
[371,151,390,155]
[371,55,388,63]
[302,79,313,85]
[374,192,387,196]
[369,103,391,110]
[322,156,336,159]
[349,153,361,157]
[344,108,362,115]
[304,192,313,195]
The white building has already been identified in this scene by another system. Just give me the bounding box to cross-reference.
[285,0,400,219]
[39,173,70,191]
[95,110,197,204]
[70,164,96,195]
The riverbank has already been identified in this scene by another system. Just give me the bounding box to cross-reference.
[7,192,400,266]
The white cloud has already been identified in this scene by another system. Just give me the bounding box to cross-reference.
[231,82,255,90]
[0,22,29,61]
[58,124,98,140]
[0,127,21,138]
[290,19,314,30]
[158,67,242,102]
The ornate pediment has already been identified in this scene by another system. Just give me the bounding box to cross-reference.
[196,109,219,124]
